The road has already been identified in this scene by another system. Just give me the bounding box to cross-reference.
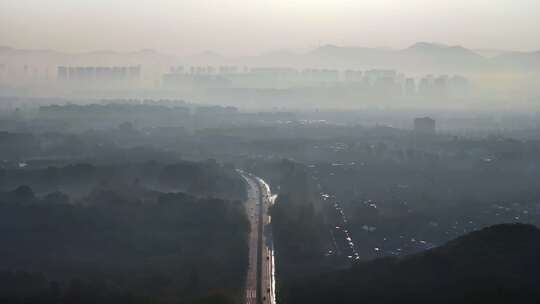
[240,171,276,304]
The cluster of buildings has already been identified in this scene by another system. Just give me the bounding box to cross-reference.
[162,65,470,99]
[57,66,141,83]
[0,64,53,84]
[0,61,469,103]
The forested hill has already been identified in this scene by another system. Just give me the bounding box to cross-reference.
[286,223,540,304]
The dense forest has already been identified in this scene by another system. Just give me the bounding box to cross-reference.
[0,161,249,304]
[0,161,245,202]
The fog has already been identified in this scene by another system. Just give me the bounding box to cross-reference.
[1,0,540,111]
[1,42,539,111]
[2,0,540,54]
[1,1,540,304]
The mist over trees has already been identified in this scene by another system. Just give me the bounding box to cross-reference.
[0,162,249,303]
[0,10,539,301]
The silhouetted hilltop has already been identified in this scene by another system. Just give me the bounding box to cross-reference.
[403,42,484,59]
[286,223,540,304]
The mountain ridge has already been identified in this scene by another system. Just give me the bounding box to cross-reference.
[285,223,540,304]
[1,42,539,73]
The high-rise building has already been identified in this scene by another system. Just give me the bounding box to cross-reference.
[404,78,416,96]
[57,66,68,80]
[414,117,436,134]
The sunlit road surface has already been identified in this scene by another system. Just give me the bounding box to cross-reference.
[239,171,277,304]
[256,176,277,304]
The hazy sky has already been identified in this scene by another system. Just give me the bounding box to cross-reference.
[1,0,539,55]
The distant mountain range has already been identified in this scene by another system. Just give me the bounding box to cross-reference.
[243,42,539,73]
[1,42,539,75]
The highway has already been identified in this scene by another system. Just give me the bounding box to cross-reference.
[240,171,276,304]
